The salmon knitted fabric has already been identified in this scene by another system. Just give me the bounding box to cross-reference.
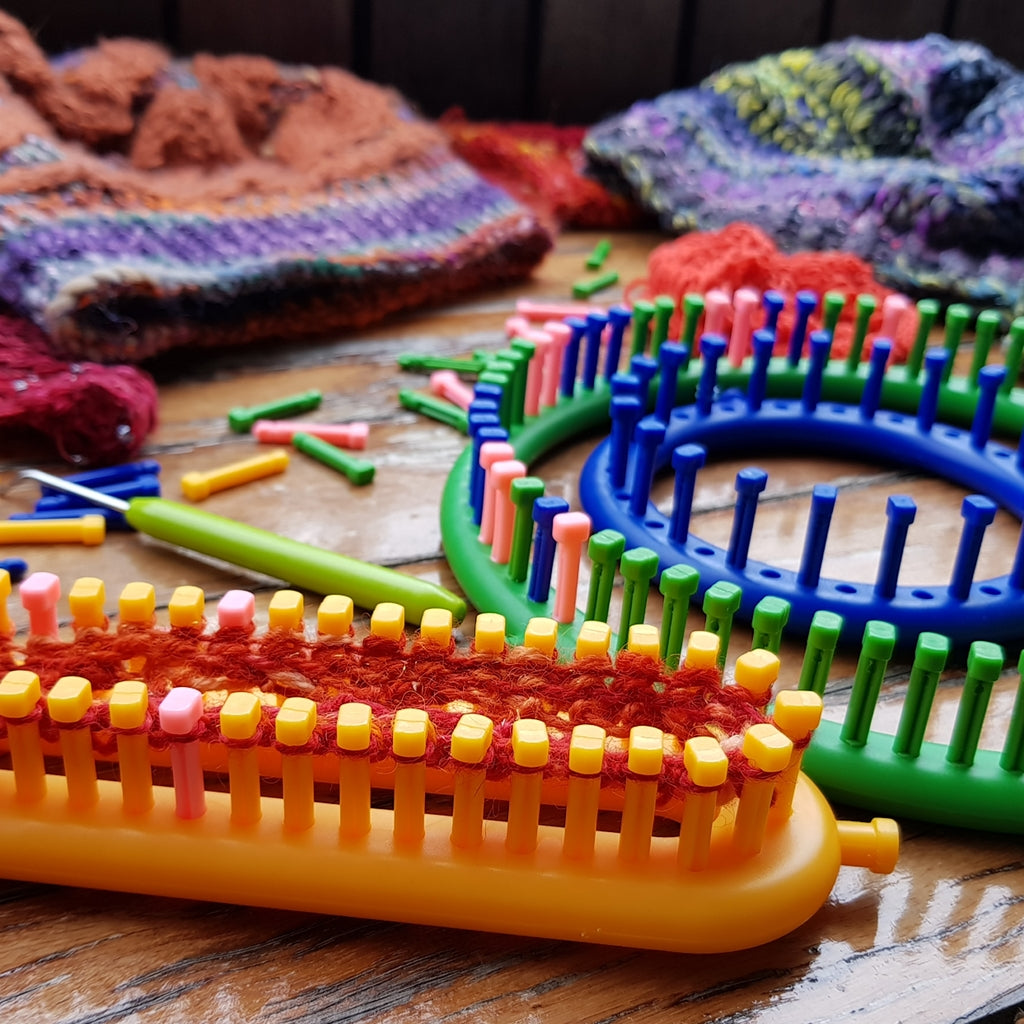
[0,14,552,363]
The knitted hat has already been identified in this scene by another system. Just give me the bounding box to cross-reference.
[0,14,552,363]
[584,35,1024,315]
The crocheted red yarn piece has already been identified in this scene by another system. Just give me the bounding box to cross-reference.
[0,314,157,464]
[639,222,920,360]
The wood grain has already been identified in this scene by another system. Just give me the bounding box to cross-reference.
[1,231,1023,1023]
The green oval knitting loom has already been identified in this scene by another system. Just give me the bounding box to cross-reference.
[438,291,1024,832]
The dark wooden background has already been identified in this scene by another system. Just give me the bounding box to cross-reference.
[5,0,1022,123]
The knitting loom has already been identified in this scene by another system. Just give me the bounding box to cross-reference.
[0,571,898,954]
[437,292,1024,832]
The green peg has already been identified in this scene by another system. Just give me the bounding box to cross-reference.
[573,270,619,299]
[1001,317,1024,395]
[942,303,971,382]
[822,292,845,336]
[650,296,676,358]
[659,564,700,669]
[228,389,322,433]
[840,620,897,748]
[585,530,626,623]
[750,596,791,654]
[396,353,488,374]
[905,298,940,380]
[680,294,705,368]
[845,294,878,371]
[891,632,950,758]
[797,610,843,696]
[585,238,612,270]
[946,640,1003,767]
[1000,650,1024,773]
[477,368,512,429]
[292,432,375,486]
[615,547,660,651]
[630,300,655,359]
[701,581,743,669]
[397,389,469,433]
[508,476,545,584]
[968,309,1001,387]
[498,346,530,428]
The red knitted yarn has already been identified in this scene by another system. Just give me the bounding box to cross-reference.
[0,314,157,464]
[638,223,920,360]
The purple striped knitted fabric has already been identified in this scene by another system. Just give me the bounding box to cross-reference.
[584,35,1024,315]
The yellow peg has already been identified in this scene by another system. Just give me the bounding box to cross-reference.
[108,680,153,814]
[276,696,317,831]
[733,723,793,856]
[317,594,353,637]
[474,612,506,654]
[450,713,493,849]
[684,630,720,670]
[69,577,107,630]
[169,585,205,629]
[47,676,98,808]
[770,690,824,819]
[0,569,11,637]
[370,602,405,642]
[268,589,304,632]
[618,725,664,862]
[678,736,728,871]
[392,708,431,844]
[220,691,263,825]
[506,719,549,854]
[626,623,660,660]
[0,515,105,546]
[119,582,156,626]
[575,620,611,660]
[523,617,559,658]
[180,448,289,502]
[734,649,781,709]
[418,608,453,649]
[337,702,373,839]
[0,670,46,802]
[563,723,606,860]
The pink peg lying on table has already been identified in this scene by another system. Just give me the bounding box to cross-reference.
[253,420,369,450]
[728,288,760,367]
[490,460,527,565]
[515,299,602,323]
[20,572,60,640]
[478,441,516,545]
[430,370,476,411]
[541,321,573,409]
[551,511,591,624]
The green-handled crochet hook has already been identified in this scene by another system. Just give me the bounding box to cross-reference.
[10,469,466,624]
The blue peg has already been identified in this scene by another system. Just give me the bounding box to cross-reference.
[11,507,132,530]
[40,459,162,494]
[859,339,891,420]
[654,342,689,424]
[468,397,500,419]
[604,306,631,380]
[726,468,768,570]
[786,290,818,366]
[610,372,642,399]
[629,417,667,518]
[874,496,917,600]
[629,354,658,400]
[747,329,775,412]
[471,424,508,520]
[801,330,832,413]
[916,348,948,434]
[474,381,505,412]
[798,484,837,589]
[582,312,608,391]
[696,334,727,416]
[0,557,28,583]
[527,496,570,604]
[762,290,785,333]
[35,474,161,513]
[669,444,706,543]
[609,395,645,490]
[1009,523,1024,590]
[949,495,997,601]
[559,316,587,398]
[971,365,1006,450]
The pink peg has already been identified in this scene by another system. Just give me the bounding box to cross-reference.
[516,299,602,323]
[158,687,206,819]
[429,370,475,411]
[541,321,573,409]
[551,511,592,624]
[478,441,516,545]
[728,288,760,367]
[490,459,528,565]
[19,572,61,639]
[253,420,369,450]
[704,289,732,337]
[523,329,552,418]
[878,294,911,341]
[217,589,256,630]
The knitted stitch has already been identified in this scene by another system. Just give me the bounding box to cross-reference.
[584,36,1024,314]
[0,14,552,363]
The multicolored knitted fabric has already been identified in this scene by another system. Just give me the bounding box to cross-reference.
[584,35,1024,314]
[0,14,551,363]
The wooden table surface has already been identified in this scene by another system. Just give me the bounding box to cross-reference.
[1,231,1022,1024]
